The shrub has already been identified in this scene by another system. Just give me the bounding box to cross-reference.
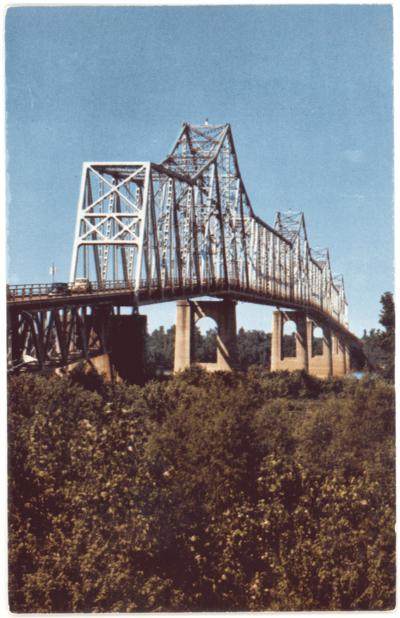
[8,370,395,611]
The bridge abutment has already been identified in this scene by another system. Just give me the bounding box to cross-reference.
[174,299,238,372]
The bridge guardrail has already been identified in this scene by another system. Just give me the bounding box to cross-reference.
[6,280,135,300]
[5,277,316,301]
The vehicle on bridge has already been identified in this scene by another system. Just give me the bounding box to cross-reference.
[48,282,71,297]
[71,277,92,294]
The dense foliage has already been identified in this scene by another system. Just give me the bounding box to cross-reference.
[361,292,395,381]
[9,368,395,611]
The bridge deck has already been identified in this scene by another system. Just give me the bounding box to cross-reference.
[7,279,359,345]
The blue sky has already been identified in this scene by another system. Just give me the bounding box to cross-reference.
[6,5,393,336]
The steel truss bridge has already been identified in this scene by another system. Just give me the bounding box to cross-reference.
[7,123,358,373]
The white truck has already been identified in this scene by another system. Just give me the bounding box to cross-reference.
[71,278,92,294]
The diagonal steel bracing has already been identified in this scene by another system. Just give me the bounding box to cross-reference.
[69,122,348,328]
[7,304,113,372]
[7,123,356,376]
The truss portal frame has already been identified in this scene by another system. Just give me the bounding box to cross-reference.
[70,123,349,326]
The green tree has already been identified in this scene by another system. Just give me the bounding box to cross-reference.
[379,291,395,333]
[362,292,394,380]
[379,292,395,380]
[237,328,270,369]
[146,325,175,376]
[8,370,395,612]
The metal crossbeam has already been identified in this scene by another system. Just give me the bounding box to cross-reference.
[69,123,348,328]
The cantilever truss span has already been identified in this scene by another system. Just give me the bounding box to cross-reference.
[70,122,348,326]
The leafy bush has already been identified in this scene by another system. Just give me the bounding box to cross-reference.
[8,369,395,611]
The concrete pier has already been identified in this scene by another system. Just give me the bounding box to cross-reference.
[271,310,350,377]
[271,310,308,372]
[307,320,333,378]
[174,299,238,372]
[332,334,348,376]
[174,300,193,371]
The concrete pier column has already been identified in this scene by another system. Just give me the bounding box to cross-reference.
[192,299,238,371]
[271,311,283,372]
[332,334,347,376]
[345,345,351,374]
[173,298,238,372]
[324,327,334,376]
[295,313,308,371]
[174,300,193,372]
[270,309,308,372]
[213,299,238,370]
[306,320,333,378]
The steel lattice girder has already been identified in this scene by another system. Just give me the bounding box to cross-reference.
[69,123,348,326]
[7,304,113,371]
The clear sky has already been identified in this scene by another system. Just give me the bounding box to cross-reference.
[5,5,393,336]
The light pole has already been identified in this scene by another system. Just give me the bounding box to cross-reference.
[50,263,56,283]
